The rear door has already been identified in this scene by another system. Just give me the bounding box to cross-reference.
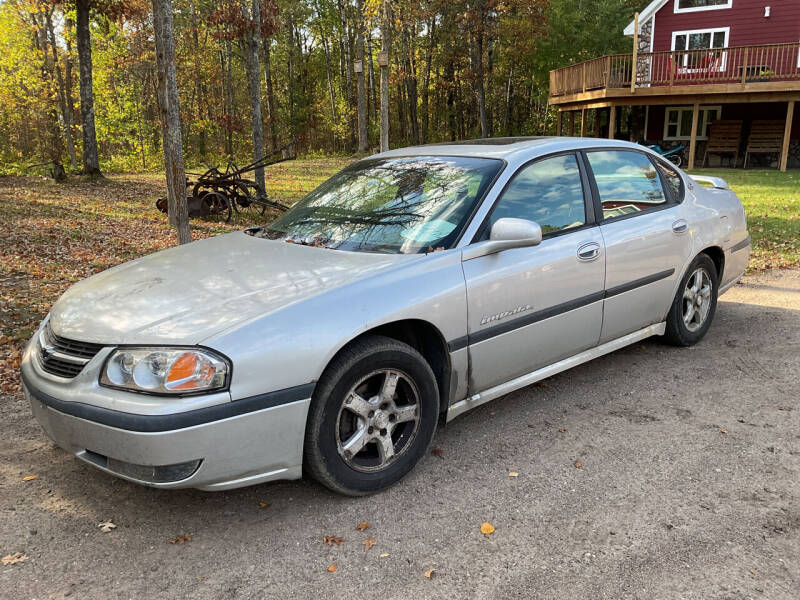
[583,149,693,343]
[462,152,605,393]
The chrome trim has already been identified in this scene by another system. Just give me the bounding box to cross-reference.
[446,322,666,421]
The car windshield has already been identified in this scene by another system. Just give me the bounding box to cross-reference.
[261,156,503,254]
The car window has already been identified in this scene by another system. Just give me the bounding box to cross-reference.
[486,154,586,236]
[264,156,503,253]
[586,150,668,220]
[655,158,684,202]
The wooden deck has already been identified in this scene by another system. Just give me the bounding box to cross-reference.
[549,43,800,108]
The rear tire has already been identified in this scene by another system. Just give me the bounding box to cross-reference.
[303,336,439,496]
[663,253,718,346]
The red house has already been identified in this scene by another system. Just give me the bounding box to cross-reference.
[549,0,800,170]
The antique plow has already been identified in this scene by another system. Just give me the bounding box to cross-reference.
[157,141,295,222]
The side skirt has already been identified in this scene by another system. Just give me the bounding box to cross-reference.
[446,322,666,422]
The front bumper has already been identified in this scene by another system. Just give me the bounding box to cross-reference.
[22,342,312,491]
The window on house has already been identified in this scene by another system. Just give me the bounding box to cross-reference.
[664,106,721,140]
[675,0,732,12]
[672,28,729,69]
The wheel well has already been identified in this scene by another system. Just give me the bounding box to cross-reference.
[342,320,451,414]
[701,246,725,280]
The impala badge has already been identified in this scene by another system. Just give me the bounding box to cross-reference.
[480,304,532,326]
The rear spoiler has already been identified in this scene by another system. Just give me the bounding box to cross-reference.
[690,175,730,190]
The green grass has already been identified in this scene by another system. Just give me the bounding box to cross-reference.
[688,169,799,271]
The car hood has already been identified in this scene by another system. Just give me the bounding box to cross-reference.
[49,231,410,345]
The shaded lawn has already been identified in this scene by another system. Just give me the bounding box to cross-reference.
[0,160,795,396]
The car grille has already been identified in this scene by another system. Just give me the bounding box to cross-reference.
[38,323,106,379]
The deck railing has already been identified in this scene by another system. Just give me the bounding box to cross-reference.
[549,42,800,97]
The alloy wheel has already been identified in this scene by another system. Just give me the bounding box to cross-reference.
[682,267,712,332]
[335,369,421,472]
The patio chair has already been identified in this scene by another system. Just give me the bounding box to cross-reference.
[703,120,743,167]
[744,120,786,168]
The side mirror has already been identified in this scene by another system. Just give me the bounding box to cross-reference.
[462,217,543,261]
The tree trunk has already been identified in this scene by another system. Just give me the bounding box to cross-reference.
[224,39,233,156]
[355,0,368,152]
[243,0,265,195]
[75,0,101,176]
[45,9,77,169]
[366,33,376,121]
[403,26,419,145]
[503,66,513,136]
[420,18,435,144]
[153,0,190,245]
[263,40,277,153]
[469,29,488,138]
[321,33,337,149]
[379,0,390,152]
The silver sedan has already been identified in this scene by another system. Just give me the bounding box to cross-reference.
[21,137,750,495]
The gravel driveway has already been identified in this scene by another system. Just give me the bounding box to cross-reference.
[2,269,798,600]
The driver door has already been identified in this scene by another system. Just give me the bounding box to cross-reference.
[462,152,605,393]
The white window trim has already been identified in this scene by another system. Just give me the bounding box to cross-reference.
[671,27,730,72]
[663,105,722,141]
[674,0,732,14]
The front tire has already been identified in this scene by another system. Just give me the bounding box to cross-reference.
[304,336,439,496]
[663,254,718,346]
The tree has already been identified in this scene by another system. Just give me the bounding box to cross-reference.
[379,0,390,152]
[75,0,101,176]
[152,0,190,244]
[243,0,266,196]
[355,0,368,152]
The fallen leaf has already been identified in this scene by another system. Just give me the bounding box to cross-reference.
[258,502,270,509]
[167,533,192,544]
[362,537,376,551]
[431,448,444,459]
[480,521,495,536]
[2,552,29,566]
[323,535,345,546]
[777,406,793,411]
[22,475,38,482]
[536,381,549,388]
[98,521,116,533]
[720,428,728,435]
[379,553,390,558]
[574,459,583,469]
[355,521,370,532]
[508,471,519,478]
[424,568,436,579]
[327,563,338,573]
[558,428,567,433]
[527,424,536,429]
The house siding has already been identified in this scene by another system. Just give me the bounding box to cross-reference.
[652,0,800,52]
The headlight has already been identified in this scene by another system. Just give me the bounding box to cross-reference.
[100,348,230,395]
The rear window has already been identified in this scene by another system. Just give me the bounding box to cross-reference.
[655,158,684,202]
[586,150,667,220]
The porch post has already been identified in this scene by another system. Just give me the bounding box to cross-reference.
[556,110,562,136]
[580,108,587,137]
[688,103,700,170]
[608,106,616,140]
[780,100,795,172]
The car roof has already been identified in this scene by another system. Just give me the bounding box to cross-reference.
[373,136,646,162]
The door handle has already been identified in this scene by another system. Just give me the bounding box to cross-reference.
[577,242,601,261]
[672,219,689,234]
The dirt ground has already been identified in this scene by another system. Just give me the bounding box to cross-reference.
[1,269,798,600]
